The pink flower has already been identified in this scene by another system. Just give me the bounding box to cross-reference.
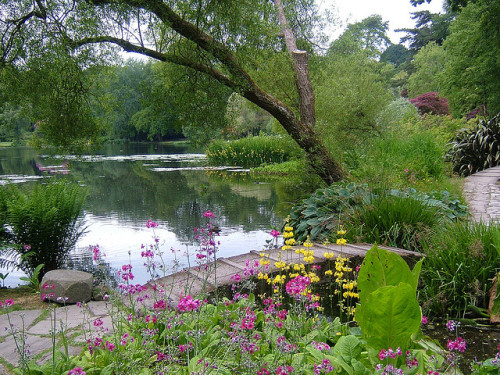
[447,337,466,353]
[105,340,115,352]
[230,274,242,283]
[285,275,311,298]
[270,229,280,238]
[153,300,166,310]
[4,299,14,307]
[146,219,158,228]
[120,333,134,346]
[203,210,214,218]
[177,294,201,312]
[421,315,428,325]
[67,367,86,375]
[93,318,103,327]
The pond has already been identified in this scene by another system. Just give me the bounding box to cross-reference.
[0,143,302,287]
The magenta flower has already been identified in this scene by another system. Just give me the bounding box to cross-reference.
[146,219,158,228]
[67,367,86,375]
[91,245,100,261]
[120,333,134,346]
[203,210,214,218]
[230,274,242,283]
[105,340,115,352]
[4,299,14,307]
[153,300,166,310]
[270,229,280,238]
[93,318,103,327]
[421,315,428,324]
[285,275,311,298]
[177,294,201,312]
[447,337,466,353]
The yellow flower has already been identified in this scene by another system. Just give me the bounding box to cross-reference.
[337,227,346,236]
[325,270,333,276]
[336,238,347,246]
[303,236,313,248]
[260,259,270,266]
[285,238,296,246]
[324,252,334,259]
[284,226,293,232]
[304,255,315,263]
[275,261,287,269]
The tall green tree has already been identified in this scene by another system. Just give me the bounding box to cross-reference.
[396,10,454,52]
[406,42,447,97]
[0,0,345,184]
[329,15,391,58]
[440,0,500,116]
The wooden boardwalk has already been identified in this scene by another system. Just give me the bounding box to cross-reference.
[133,243,422,309]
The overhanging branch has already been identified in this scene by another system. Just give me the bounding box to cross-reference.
[73,36,239,90]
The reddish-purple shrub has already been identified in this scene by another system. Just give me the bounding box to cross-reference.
[409,92,450,116]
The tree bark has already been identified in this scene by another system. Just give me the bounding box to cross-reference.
[274,0,316,128]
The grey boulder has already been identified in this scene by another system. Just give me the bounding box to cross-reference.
[40,270,93,304]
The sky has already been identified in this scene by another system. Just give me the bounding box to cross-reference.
[318,0,445,44]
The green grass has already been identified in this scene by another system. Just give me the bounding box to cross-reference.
[206,135,303,168]
[420,221,500,318]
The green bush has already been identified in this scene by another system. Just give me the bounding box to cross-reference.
[446,112,500,176]
[206,135,303,168]
[420,221,500,318]
[3,181,86,279]
[289,182,466,245]
[348,194,440,252]
[289,182,371,242]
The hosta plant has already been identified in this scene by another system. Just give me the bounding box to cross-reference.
[446,112,500,176]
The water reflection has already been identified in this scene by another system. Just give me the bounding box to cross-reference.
[0,144,296,287]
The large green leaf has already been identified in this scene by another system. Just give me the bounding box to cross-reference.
[333,335,362,363]
[357,282,421,351]
[357,246,421,306]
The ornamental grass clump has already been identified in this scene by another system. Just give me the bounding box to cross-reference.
[348,194,440,252]
[420,220,500,318]
[206,135,303,168]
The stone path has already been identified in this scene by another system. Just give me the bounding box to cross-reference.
[1,165,498,374]
[0,301,113,374]
[463,165,500,223]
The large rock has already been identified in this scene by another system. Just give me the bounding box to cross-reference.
[40,270,93,304]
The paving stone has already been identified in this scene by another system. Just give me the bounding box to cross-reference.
[27,305,87,335]
[86,301,111,317]
[0,310,44,337]
[0,334,54,366]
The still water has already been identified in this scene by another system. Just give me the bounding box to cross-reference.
[0,143,297,287]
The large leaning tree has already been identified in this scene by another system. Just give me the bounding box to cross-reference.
[0,0,345,184]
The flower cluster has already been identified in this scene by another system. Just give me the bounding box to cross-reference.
[447,337,466,353]
[177,294,201,312]
[0,298,14,308]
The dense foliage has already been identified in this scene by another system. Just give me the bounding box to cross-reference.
[446,113,500,176]
[0,181,86,278]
